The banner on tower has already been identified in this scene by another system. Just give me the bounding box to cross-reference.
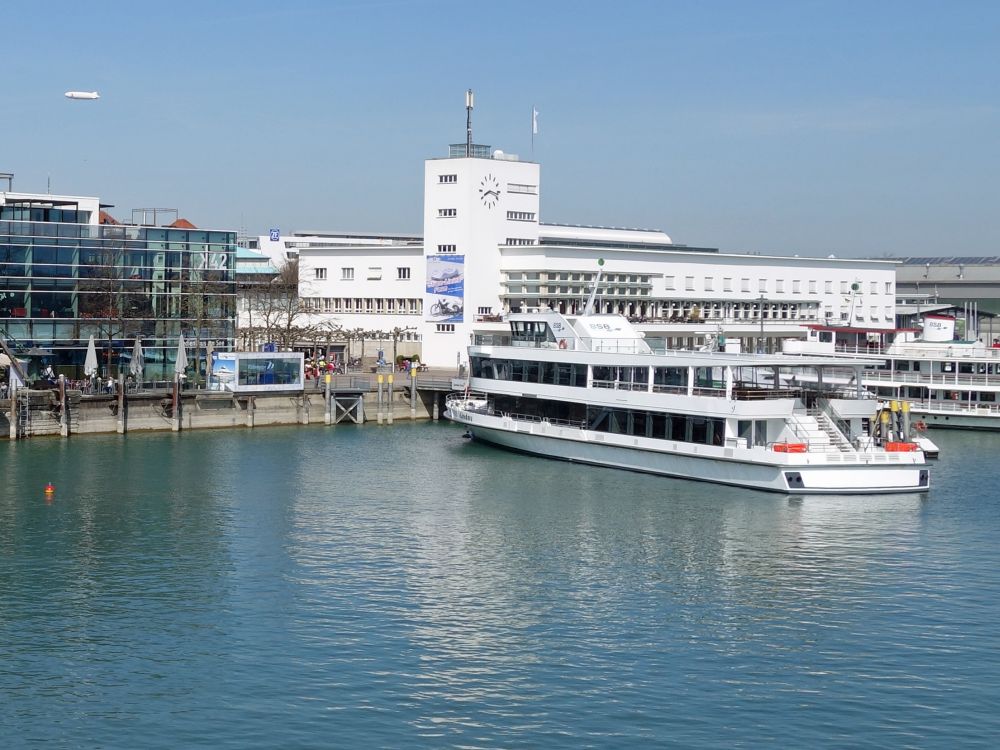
[426,255,464,323]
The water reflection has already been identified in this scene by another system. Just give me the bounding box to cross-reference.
[1,424,998,748]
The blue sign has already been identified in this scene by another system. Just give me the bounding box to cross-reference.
[269,228,280,242]
[262,342,276,352]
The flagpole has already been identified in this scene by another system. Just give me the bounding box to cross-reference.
[531,105,534,157]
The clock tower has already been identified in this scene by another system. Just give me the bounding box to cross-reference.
[421,92,541,368]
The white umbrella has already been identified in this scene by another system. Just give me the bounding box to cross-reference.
[174,334,188,376]
[129,337,144,379]
[84,335,98,377]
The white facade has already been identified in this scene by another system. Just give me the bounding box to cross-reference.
[421,152,541,366]
[262,130,898,367]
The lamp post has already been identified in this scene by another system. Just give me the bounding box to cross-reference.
[758,294,766,354]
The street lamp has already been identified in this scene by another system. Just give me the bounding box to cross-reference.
[758,294,766,353]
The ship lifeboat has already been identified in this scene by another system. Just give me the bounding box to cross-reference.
[773,443,807,453]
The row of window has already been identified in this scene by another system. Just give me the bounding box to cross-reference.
[666,276,893,296]
[486,393,732,447]
[436,175,538,195]
[300,297,422,314]
[471,356,719,390]
[436,208,538,222]
[313,267,411,281]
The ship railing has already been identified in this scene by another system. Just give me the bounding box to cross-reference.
[864,370,1000,387]
[912,399,1000,413]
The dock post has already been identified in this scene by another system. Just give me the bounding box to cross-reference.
[432,393,440,421]
[387,373,394,425]
[171,373,181,432]
[59,375,69,437]
[324,374,332,425]
[8,382,16,439]
[116,374,125,434]
[410,368,417,420]
[377,374,384,425]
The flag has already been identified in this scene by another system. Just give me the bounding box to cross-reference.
[532,107,539,135]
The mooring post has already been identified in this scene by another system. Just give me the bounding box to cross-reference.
[410,367,417,420]
[324,373,332,425]
[377,373,384,425]
[59,375,69,437]
[116,374,125,434]
[387,372,394,425]
[171,373,181,432]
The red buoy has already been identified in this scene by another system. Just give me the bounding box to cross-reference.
[44,483,55,494]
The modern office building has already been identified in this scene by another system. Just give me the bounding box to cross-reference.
[0,187,237,381]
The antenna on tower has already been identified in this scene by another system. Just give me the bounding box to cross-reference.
[465,89,474,157]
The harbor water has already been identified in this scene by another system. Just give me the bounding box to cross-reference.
[2,424,999,748]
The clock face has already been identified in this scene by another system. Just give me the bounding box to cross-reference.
[479,174,501,209]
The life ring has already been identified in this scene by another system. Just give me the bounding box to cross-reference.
[914,420,927,432]
[558,339,567,350]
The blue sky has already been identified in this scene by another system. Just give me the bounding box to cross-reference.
[6,0,999,257]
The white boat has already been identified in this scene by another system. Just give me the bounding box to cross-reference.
[446,309,929,495]
[783,313,1000,431]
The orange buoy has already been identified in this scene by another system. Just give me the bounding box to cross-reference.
[44,483,55,494]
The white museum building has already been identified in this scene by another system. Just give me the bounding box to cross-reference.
[245,106,899,368]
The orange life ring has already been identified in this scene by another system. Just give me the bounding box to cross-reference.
[558,339,568,350]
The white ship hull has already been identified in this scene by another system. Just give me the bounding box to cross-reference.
[450,407,929,495]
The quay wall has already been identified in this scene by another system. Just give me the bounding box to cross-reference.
[0,387,451,440]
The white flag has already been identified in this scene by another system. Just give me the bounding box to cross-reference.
[532,107,539,135]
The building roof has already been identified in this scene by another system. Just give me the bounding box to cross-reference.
[167,218,197,229]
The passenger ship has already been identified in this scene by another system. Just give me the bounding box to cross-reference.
[784,313,1000,430]
[446,310,929,495]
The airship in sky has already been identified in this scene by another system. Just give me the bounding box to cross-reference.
[65,91,100,100]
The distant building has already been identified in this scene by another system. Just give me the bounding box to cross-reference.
[0,188,237,380]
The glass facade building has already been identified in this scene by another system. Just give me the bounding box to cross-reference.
[0,193,236,381]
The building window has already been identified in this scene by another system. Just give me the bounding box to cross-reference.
[870,281,878,294]
[793,279,801,293]
[741,278,750,292]
[367,266,382,280]
[825,280,832,293]
[314,268,327,280]
[809,280,817,293]
[477,306,492,315]
[885,281,892,295]
[758,279,767,293]
[776,279,785,293]
[840,281,849,294]
[704,277,714,292]
[437,244,457,253]
[870,306,879,320]
[397,267,410,280]
[507,183,537,194]
[505,238,536,245]
[342,267,354,280]
[436,323,455,332]
[439,174,457,183]
[665,275,675,290]
[723,277,733,292]
[438,208,457,218]
[506,211,536,222]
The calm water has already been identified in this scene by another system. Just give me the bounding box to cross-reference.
[2,424,999,749]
